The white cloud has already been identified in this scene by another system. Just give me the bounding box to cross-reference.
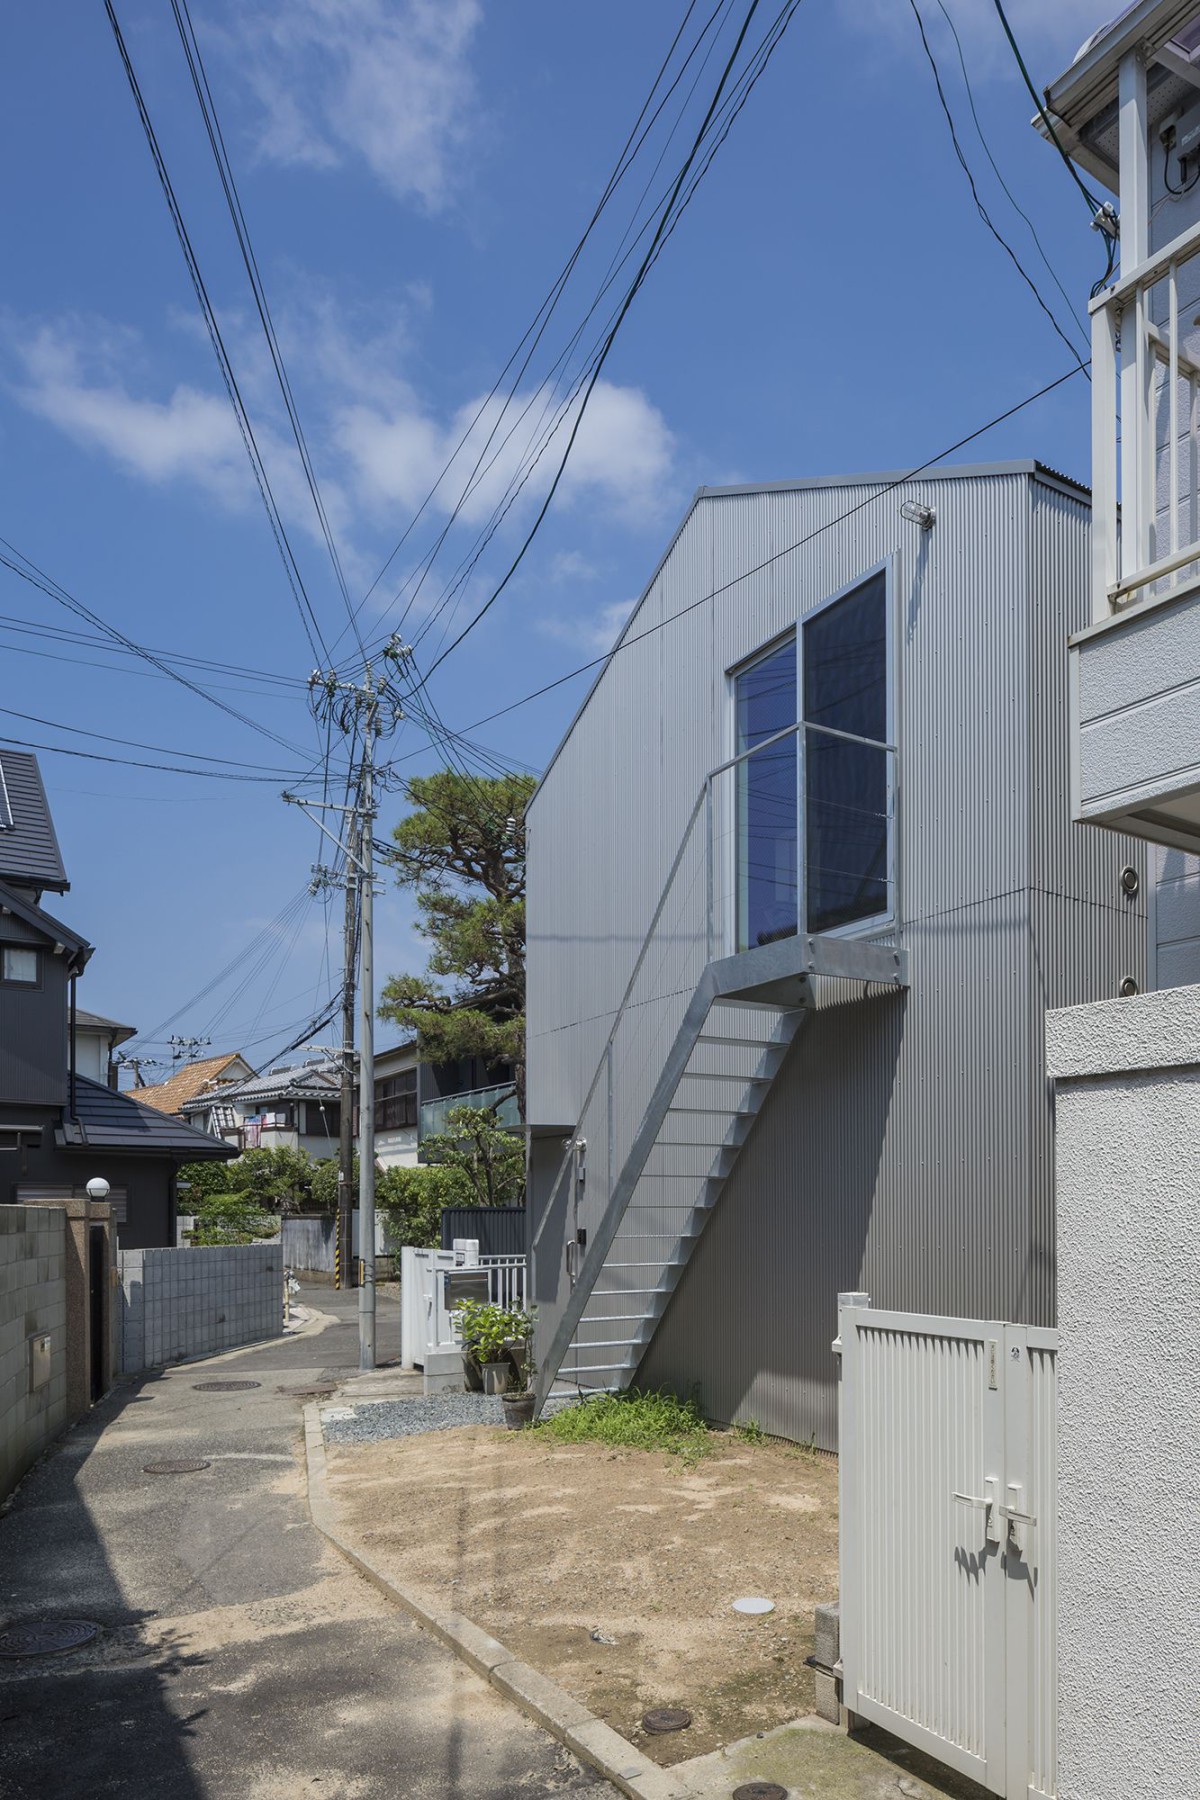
[842,0,1101,76]
[222,0,483,210]
[539,597,636,656]
[549,550,599,583]
[338,378,677,528]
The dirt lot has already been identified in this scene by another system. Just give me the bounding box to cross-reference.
[326,1424,839,1766]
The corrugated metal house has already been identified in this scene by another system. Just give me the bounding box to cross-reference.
[526,462,1160,1450]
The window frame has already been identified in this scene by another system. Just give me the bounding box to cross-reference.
[376,1066,418,1133]
[723,558,896,953]
[0,943,42,988]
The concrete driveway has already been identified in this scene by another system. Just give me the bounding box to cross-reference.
[0,1282,613,1799]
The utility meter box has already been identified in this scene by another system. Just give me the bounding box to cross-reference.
[28,1332,51,1393]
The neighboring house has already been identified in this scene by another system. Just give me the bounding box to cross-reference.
[72,1009,135,1089]
[375,1041,518,1169]
[183,1059,343,1160]
[373,1041,420,1170]
[0,748,235,1246]
[525,465,1163,1446]
[134,1051,254,1119]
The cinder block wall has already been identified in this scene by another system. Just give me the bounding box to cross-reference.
[119,1245,283,1373]
[0,1206,69,1500]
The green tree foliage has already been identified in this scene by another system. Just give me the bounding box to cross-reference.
[420,1104,524,1208]
[375,1164,456,1248]
[225,1146,314,1213]
[176,1160,232,1204]
[378,771,535,1119]
[186,1192,280,1246]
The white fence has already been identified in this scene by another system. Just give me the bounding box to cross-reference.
[399,1246,528,1370]
[838,1297,1057,1800]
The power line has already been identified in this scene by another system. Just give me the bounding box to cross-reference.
[907,0,1089,379]
[169,0,364,659]
[932,0,1088,350]
[0,538,313,760]
[0,732,316,784]
[420,0,792,685]
[989,0,1108,219]
[104,0,335,669]
[414,361,1089,742]
[0,703,309,776]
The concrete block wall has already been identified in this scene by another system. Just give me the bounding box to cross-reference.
[0,1205,69,1500]
[118,1244,283,1373]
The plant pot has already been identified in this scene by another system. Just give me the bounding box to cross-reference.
[504,1336,530,1383]
[482,1360,511,1395]
[501,1391,536,1430]
[461,1350,484,1393]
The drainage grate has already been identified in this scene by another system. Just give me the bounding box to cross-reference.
[0,1620,102,1659]
[192,1380,260,1392]
[732,1785,787,1800]
[143,1459,211,1475]
[279,1385,337,1399]
[641,1708,692,1734]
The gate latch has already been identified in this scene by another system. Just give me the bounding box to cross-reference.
[998,1483,1037,1555]
[953,1477,1002,1545]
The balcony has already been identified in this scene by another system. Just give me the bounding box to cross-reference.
[1083,213,1200,848]
[420,1082,520,1139]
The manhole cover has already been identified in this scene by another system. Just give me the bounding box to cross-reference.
[0,1620,102,1658]
[192,1380,260,1392]
[642,1707,692,1734]
[733,1785,787,1800]
[143,1459,211,1475]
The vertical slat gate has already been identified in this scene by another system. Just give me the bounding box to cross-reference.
[839,1304,1057,1800]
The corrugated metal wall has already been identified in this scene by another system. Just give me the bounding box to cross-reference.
[528,466,1155,1450]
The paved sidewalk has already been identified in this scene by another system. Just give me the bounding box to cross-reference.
[0,1283,613,1799]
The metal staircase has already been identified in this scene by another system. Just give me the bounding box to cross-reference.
[530,720,907,1413]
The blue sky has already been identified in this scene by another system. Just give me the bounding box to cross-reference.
[0,0,1107,1073]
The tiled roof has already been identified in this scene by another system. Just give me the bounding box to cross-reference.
[59,1077,238,1159]
[135,1053,253,1117]
[184,1059,341,1112]
[74,1008,137,1044]
[0,751,69,893]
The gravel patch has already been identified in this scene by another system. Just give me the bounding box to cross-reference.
[322,1391,575,1444]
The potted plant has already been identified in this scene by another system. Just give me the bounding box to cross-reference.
[452,1299,487,1392]
[502,1305,534,1386]
[501,1356,537,1430]
[463,1302,517,1394]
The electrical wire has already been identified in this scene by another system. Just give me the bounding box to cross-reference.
[105,0,335,670]
[0,733,322,784]
[407,360,1089,744]
[933,0,1088,350]
[989,0,1109,217]
[908,0,1089,379]
[0,703,308,775]
[169,0,364,659]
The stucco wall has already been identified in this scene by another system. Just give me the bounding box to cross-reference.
[1047,986,1200,1800]
[118,1244,282,1372]
[0,1205,69,1499]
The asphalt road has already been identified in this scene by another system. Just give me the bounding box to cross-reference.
[0,1283,613,1799]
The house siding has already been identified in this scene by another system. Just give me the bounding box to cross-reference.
[528,468,1152,1449]
[0,944,69,1106]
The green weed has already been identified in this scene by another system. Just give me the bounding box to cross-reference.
[532,1388,711,1459]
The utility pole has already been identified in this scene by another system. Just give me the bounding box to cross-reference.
[284,635,408,1372]
[358,669,378,1370]
[338,820,358,1290]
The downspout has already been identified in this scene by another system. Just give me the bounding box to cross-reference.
[69,972,78,1122]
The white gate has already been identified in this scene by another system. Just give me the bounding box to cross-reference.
[838,1298,1057,1800]
[400,1246,529,1369]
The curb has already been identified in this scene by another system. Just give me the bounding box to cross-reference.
[302,1404,681,1800]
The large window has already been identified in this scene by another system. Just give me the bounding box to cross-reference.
[803,571,889,933]
[735,636,798,951]
[376,1067,417,1131]
[305,1099,341,1139]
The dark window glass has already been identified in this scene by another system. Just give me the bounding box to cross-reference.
[376,1068,418,1131]
[307,1099,341,1139]
[802,572,889,933]
[735,637,798,950]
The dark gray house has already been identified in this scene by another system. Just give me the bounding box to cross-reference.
[0,749,233,1245]
[526,463,1162,1449]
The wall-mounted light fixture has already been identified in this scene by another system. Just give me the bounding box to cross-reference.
[1118,976,1139,998]
[900,501,936,530]
[1120,865,1140,897]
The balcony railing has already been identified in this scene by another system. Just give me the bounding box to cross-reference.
[419,1082,520,1139]
[1092,214,1200,621]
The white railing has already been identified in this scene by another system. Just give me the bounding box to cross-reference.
[1092,213,1200,621]
[399,1246,527,1369]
